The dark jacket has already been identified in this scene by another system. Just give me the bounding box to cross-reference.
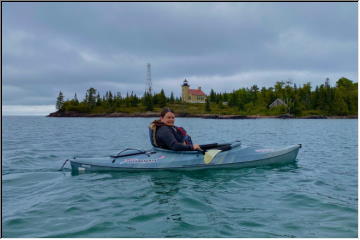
[156,125,193,151]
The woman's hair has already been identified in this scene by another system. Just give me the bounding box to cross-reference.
[160,107,174,117]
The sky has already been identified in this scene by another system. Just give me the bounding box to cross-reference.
[2,2,358,115]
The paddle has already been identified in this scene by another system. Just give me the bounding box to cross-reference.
[199,143,219,150]
[201,144,233,164]
[204,149,222,164]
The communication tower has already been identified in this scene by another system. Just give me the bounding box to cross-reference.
[146,63,152,95]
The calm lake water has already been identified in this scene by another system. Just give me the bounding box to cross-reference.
[2,116,358,237]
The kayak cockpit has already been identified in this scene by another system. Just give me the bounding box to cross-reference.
[109,140,242,158]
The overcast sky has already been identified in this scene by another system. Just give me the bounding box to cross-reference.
[2,2,358,115]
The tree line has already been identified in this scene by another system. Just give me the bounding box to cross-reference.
[56,88,180,114]
[56,77,357,116]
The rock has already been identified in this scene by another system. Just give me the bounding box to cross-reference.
[278,113,295,119]
[300,115,327,119]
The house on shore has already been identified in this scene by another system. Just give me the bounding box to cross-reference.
[269,98,287,108]
[181,79,206,103]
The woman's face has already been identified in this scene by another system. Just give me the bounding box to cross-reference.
[161,112,175,126]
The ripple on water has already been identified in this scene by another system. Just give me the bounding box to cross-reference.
[2,117,358,237]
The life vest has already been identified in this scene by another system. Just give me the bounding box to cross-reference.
[148,120,193,147]
[175,127,193,145]
[148,120,165,147]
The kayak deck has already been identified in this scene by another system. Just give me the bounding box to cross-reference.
[69,142,301,172]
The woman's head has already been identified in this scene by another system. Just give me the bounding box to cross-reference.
[160,108,175,126]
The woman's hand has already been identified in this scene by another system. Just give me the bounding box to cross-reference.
[192,144,202,151]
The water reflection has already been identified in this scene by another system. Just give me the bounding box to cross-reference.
[148,171,183,202]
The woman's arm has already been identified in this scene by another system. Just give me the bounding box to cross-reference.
[156,127,193,151]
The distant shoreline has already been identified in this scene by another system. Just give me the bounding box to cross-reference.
[47,111,358,119]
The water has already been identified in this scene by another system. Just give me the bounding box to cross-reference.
[2,116,358,237]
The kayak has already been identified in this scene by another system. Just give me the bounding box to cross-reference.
[69,141,301,172]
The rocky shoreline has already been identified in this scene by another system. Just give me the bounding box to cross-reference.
[47,111,357,119]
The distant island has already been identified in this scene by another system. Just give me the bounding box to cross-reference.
[48,77,358,119]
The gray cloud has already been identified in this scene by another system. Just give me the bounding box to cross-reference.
[3,2,357,107]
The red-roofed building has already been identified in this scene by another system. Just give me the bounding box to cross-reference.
[181,79,207,103]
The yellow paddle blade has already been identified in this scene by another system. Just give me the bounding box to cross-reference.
[204,149,222,164]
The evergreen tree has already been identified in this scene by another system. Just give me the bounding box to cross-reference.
[228,91,238,107]
[205,98,211,112]
[333,90,349,115]
[336,77,353,89]
[291,95,303,116]
[56,91,64,111]
[274,81,285,99]
[143,92,153,111]
[169,92,175,104]
[74,93,79,104]
[223,93,229,102]
[96,94,102,106]
[125,92,130,107]
[158,89,167,107]
[85,88,97,107]
[109,91,113,102]
[250,84,259,102]
[130,92,139,107]
[209,89,216,102]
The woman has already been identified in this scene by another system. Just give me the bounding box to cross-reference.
[149,108,202,151]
